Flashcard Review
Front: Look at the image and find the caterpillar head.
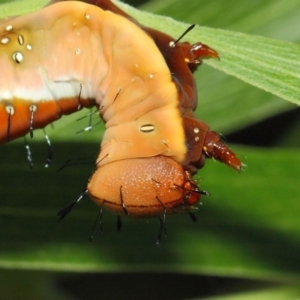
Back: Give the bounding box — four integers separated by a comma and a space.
87, 156, 202, 217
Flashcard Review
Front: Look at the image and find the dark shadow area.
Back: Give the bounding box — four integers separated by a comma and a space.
125, 0, 150, 6
227, 107, 300, 147
1, 142, 300, 278
58, 272, 277, 300
0, 269, 279, 300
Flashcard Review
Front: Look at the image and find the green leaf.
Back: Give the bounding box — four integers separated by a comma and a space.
206, 285, 300, 300
117, 1, 300, 105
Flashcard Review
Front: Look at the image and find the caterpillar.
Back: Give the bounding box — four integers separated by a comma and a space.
0, 0, 242, 221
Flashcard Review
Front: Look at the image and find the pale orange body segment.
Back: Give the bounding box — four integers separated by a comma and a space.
92, 11, 187, 165
79, 0, 242, 172
88, 156, 200, 217
0, 2, 106, 141
0, 2, 187, 165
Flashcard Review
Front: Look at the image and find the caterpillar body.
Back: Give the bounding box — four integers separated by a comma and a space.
0, 0, 242, 219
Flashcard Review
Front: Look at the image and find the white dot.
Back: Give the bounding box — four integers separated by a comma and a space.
26, 44, 32, 50
194, 127, 200, 133
169, 41, 176, 48
6, 25, 13, 31
6, 105, 15, 115
12, 52, 23, 63
1, 37, 9, 44
29, 104, 37, 112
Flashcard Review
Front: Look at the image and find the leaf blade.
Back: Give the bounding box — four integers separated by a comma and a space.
116, 1, 300, 105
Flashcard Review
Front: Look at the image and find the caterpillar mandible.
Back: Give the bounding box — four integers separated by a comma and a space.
0, 0, 242, 221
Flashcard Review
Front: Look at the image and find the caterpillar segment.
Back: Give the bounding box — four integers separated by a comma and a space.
58, 0, 240, 171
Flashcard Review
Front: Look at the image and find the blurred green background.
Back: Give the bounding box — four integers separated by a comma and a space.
0, 0, 300, 299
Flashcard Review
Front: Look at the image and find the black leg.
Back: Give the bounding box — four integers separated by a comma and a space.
119, 186, 128, 215
188, 212, 198, 222
43, 129, 52, 168
89, 208, 103, 243
117, 215, 122, 232
57, 189, 88, 221
156, 197, 167, 246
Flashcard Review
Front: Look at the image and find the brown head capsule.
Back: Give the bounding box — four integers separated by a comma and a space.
88, 156, 201, 217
